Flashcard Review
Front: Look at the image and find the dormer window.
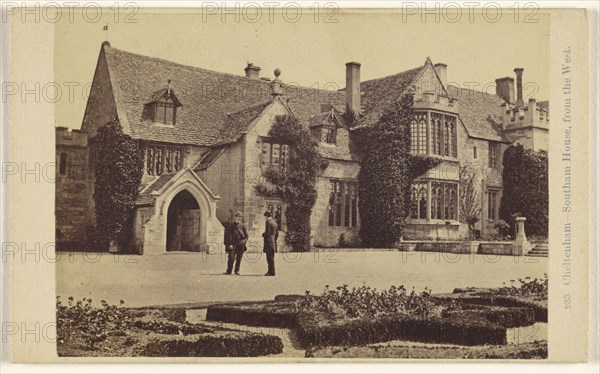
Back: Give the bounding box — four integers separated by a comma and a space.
145, 82, 182, 126
155, 96, 176, 125
324, 124, 337, 144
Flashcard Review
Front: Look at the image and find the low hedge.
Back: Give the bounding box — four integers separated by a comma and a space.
206, 301, 300, 328
142, 332, 284, 357
132, 320, 215, 335
443, 306, 535, 328
437, 294, 547, 322
296, 313, 506, 348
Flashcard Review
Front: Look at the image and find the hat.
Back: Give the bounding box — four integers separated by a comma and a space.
264, 211, 272, 217
234, 211, 243, 217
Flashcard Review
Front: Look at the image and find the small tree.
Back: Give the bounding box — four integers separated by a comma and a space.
459, 163, 482, 238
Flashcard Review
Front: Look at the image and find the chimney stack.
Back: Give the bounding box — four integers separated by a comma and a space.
434, 63, 447, 87
495, 77, 515, 105
514, 68, 524, 107
244, 63, 261, 79
345, 62, 361, 114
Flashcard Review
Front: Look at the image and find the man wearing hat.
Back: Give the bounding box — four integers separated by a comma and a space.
224, 211, 249, 275
262, 210, 279, 276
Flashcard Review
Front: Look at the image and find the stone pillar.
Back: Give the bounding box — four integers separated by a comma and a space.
515, 217, 527, 242
512, 216, 532, 255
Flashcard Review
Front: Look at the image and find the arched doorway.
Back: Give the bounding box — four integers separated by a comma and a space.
166, 189, 201, 252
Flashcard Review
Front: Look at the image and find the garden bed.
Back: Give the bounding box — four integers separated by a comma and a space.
57, 298, 283, 357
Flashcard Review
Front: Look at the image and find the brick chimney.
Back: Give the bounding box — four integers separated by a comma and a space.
495, 77, 515, 105
514, 67, 524, 107
244, 63, 261, 79
345, 62, 361, 114
434, 63, 447, 87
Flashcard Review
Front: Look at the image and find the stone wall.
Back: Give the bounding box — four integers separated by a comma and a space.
55, 128, 92, 247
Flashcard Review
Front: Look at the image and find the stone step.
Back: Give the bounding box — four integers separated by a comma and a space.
526, 253, 548, 257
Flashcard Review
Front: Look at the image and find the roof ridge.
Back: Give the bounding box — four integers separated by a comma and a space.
107, 45, 346, 96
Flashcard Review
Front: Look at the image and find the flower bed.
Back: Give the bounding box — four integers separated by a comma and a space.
57, 297, 283, 357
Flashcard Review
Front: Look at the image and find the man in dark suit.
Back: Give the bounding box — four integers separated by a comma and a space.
224, 211, 248, 275
262, 211, 278, 276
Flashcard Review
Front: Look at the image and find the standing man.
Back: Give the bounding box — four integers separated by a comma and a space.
262, 211, 278, 276
224, 211, 248, 275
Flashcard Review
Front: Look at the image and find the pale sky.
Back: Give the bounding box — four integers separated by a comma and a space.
55, 8, 549, 129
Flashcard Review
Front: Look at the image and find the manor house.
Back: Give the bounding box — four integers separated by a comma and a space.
55, 42, 549, 253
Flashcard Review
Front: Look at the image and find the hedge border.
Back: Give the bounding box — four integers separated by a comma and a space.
143, 333, 284, 357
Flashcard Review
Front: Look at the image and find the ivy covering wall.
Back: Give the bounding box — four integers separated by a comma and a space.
354, 94, 441, 247
255, 115, 321, 252
499, 144, 548, 237
92, 120, 145, 252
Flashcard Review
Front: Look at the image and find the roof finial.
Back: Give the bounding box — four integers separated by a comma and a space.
167, 79, 172, 94
270, 69, 284, 97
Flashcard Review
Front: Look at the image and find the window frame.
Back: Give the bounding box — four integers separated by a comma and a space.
409, 180, 459, 222
261, 138, 291, 171
488, 142, 499, 168
146, 144, 184, 176
328, 179, 359, 228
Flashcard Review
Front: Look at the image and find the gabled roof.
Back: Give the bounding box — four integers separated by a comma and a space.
359, 66, 424, 128
102, 43, 345, 146
446, 85, 511, 143
309, 109, 346, 128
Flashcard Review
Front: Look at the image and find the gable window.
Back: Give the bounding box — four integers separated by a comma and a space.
488, 142, 499, 168
430, 112, 457, 157
410, 113, 427, 155
261, 139, 290, 170
146, 145, 183, 176
329, 180, 358, 227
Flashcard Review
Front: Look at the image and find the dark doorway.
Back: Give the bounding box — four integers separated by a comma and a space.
166, 190, 201, 252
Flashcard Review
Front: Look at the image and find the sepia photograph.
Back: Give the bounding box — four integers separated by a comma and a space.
4, 3, 595, 368
50, 7, 553, 360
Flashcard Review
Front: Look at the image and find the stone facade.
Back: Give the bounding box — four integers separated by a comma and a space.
55, 43, 549, 253
55, 127, 92, 247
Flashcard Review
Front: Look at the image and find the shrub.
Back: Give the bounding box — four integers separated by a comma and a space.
498, 274, 548, 300
499, 145, 548, 237
57, 297, 132, 350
